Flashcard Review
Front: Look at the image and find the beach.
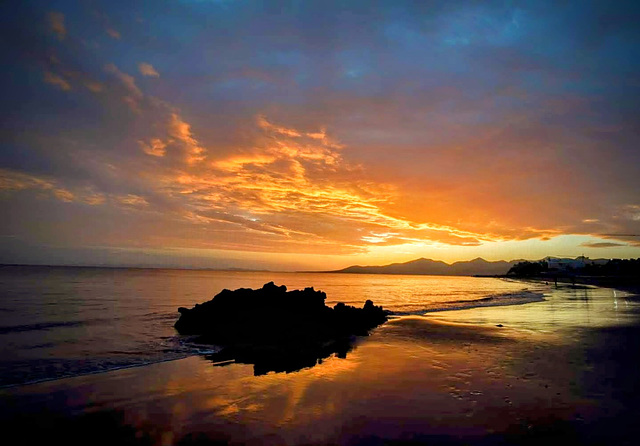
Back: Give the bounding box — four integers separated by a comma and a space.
4, 2, 640, 444
2, 271, 639, 445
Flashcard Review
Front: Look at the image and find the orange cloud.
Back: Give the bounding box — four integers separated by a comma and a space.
14, 56, 640, 257
47, 12, 66, 40
84, 81, 104, 92
3, 103, 637, 258
0, 169, 142, 210
104, 63, 143, 112
150, 116, 495, 252
43, 71, 71, 91
212, 154, 277, 171
137, 112, 206, 163
106, 28, 121, 39
159, 113, 640, 254
138, 138, 167, 157
116, 194, 148, 208
169, 113, 206, 163
0, 168, 77, 203
138, 62, 159, 77
257, 115, 302, 137
0, 169, 56, 191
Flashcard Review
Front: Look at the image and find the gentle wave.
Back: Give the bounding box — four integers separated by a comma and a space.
0, 320, 85, 335
0, 354, 190, 389
392, 291, 545, 316
177, 335, 223, 355
0, 315, 128, 335
0, 332, 226, 388
445, 290, 544, 305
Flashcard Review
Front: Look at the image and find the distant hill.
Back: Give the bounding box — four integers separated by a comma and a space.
331, 257, 518, 276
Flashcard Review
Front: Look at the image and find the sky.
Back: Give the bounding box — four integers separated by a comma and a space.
1, 0, 639, 270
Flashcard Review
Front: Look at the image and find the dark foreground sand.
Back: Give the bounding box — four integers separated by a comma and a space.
2, 284, 640, 445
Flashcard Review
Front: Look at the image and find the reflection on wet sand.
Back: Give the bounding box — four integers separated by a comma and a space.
2, 285, 640, 445
204, 335, 356, 376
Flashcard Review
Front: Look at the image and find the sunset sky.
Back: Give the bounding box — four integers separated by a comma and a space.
1, 0, 640, 270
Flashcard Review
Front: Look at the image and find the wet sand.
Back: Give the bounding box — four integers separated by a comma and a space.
2, 284, 640, 445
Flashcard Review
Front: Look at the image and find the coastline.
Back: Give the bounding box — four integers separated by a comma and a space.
2, 282, 639, 445
505, 274, 640, 298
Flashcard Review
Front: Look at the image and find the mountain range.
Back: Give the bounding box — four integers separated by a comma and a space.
330, 257, 519, 276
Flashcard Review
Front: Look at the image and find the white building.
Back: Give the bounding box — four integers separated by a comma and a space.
546, 256, 587, 271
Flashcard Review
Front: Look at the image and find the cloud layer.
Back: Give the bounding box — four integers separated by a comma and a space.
1, 0, 639, 267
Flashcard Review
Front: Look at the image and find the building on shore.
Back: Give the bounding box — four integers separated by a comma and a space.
545, 256, 609, 272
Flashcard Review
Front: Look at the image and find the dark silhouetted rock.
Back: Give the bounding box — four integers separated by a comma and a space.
175, 282, 388, 374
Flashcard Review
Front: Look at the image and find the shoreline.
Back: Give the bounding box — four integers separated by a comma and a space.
0, 353, 195, 391
505, 274, 640, 297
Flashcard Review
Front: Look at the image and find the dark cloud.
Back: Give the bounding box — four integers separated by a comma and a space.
581, 242, 627, 248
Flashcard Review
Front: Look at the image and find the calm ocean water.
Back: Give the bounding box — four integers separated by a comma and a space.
0, 265, 542, 388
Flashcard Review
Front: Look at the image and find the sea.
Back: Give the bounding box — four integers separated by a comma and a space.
0, 265, 545, 388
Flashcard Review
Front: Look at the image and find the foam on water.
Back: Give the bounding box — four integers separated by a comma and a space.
422, 290, 545, 313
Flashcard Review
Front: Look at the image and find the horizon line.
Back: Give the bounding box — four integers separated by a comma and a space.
2, 255, 637, 273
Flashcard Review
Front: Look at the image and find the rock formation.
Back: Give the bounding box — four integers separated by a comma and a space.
174, 282, 388, 374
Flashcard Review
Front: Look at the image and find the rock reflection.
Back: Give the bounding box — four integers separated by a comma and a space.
205, 336, 356, 375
